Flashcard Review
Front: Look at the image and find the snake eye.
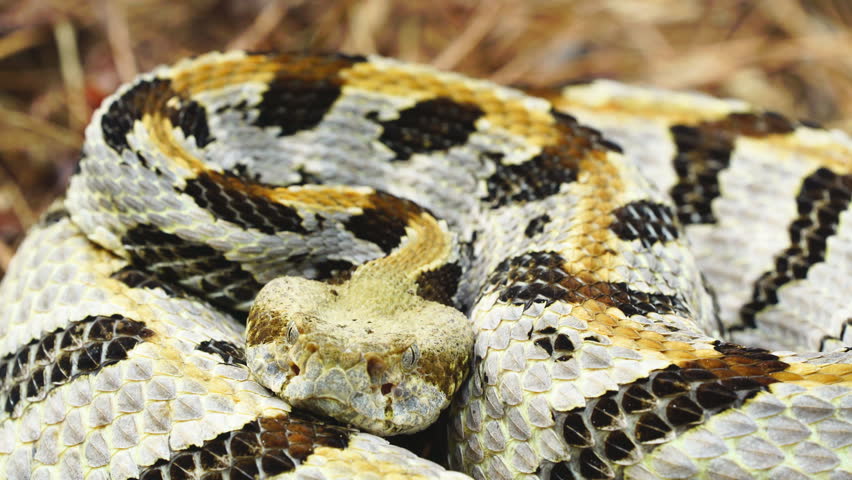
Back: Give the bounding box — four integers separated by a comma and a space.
402, 344, 420, 370
286, 323, 300, 344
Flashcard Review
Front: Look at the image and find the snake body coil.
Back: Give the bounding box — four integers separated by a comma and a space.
0, 51, 850, 479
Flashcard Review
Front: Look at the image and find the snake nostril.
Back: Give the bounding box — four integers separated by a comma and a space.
381, 383, 394, 395
289, 362, 300, 376
367, 355, 386, 382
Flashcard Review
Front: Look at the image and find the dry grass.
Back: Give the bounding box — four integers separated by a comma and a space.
1, 0, 851, 273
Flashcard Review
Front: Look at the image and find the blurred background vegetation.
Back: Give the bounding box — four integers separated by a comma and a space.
0, 0, 851, 275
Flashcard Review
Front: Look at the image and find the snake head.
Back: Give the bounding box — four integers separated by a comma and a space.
245, 275, 475, 435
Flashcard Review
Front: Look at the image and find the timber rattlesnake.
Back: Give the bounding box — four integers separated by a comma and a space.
0, 51, 850, 480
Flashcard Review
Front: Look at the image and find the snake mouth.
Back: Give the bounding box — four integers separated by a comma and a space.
244, 324, 461, 435
271, 351, 447, 436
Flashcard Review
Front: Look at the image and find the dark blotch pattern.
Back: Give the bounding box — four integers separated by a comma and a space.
101, 76, 212, 152
534, 337, 554, 356
182, 172, 307, 235
415, 262, 462, 307
622, 384, 656, 414
669, 112, 795, 225
197, 340, 247, 366
561, 411, 592, 447
549, 461, 576, 480
634, 412, 670, 443
484, 111, 619, 209
524, 214, 551, 238
168, 98, 213, 148
484, 153, 577, 209
554, 334, 574, 353
343, 208, 406, 254
253, 54, 365, 136
532, 330, 575, 362
579, 448, 613, 479
604, 431, 639, 463
553, 342, 788, 478
372, 97, 484, 161
343, 192, 419, 254
137, 413, 352, 480
590, 397, 622, 429
486, 251, 689, 317
311, 258, 356, 283
111, 266, 187, 298
610, 200, 680, 248
738, 167, 852, 329
0, 314, 153, 415
100, 78, 174, 153
121, 225, 264, 316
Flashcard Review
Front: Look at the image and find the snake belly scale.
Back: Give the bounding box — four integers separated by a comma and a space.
0, 50, 849, 480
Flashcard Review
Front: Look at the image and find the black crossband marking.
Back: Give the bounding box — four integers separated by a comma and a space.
610, 200, 680, 248
0, 314, 154, 416
252, 54, 367, 137
371, 97, 485, 161
483, 111, 619, 209
486, 251, 690, 317
737, 167, 852, 330
548, 343, 787, 479
136, 413, 351, 480
101, 78, 174, 153
181, 171, 308, 236
669, 112, 796, 225
121, 225, 265, 315
101, 78, 214, 154
196, 340, 247, 366
111, 266, 188, 298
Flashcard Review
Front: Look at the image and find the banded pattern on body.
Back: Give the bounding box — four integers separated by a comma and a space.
0, 52, 849, 480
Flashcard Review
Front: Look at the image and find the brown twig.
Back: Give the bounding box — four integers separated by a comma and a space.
53, 18, 89, 129
432, 0, 505, 70
104, 0, 138, 82
0, 104, 83, 148
0, 27, 45, 60
343, 0, 390, 54
228, 0, 299, 51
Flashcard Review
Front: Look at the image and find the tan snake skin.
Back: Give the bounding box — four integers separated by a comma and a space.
0, 51, 850, 480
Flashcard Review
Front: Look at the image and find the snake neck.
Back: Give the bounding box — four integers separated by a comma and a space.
347, 208, 458, 309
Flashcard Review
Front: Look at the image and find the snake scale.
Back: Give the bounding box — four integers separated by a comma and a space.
0, 51, 850, 480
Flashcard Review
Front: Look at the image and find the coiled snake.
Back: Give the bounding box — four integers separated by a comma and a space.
0, 51, 850, 479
